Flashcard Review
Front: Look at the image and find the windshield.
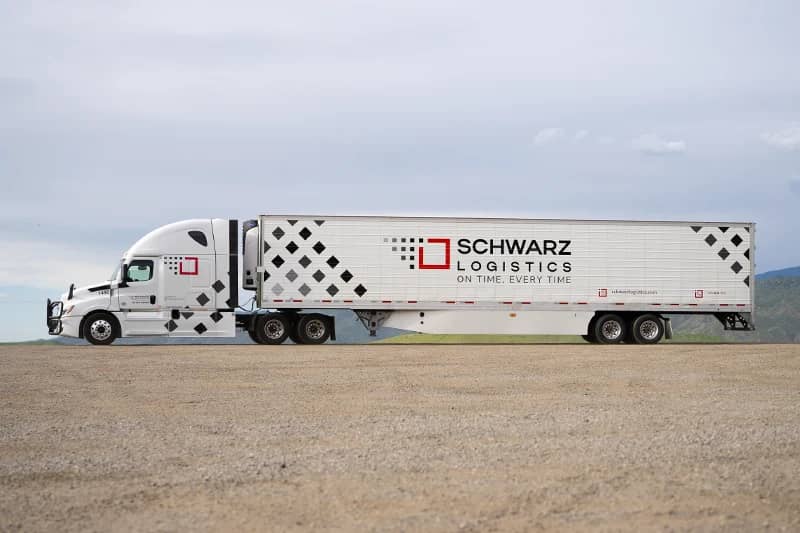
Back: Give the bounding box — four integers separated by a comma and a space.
110, 259, 123, 281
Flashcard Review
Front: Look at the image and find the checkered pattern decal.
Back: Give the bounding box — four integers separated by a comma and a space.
386, 236, 419, 269
164, 310, 230, 335
691, 225, 752, 286
262, 219, 368, 299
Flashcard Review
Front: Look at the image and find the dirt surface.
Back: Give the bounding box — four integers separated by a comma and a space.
1, 344, 799, 532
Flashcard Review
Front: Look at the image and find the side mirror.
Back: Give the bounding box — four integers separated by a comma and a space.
119, 264, 129, 288
67, 283, 75, 300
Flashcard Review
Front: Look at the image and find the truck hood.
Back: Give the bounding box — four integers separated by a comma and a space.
60, 282, 113, 315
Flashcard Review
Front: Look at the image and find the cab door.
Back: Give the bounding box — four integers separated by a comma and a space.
117, 257, 169, 336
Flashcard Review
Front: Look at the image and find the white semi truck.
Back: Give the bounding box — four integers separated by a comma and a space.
46, 216, 755, 345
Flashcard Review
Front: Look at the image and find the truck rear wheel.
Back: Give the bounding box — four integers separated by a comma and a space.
594, 314, 626, 344
254, 313, 290, 345
296, 314, 330, 345
631, 314, 664, 344
83, 312, 118, 345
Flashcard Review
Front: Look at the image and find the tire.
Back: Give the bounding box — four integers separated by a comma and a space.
582, 334, 596, 343
296, 314, 331, 345
253, 313, 290, 345
631, 314, 664, 344
83, 312, 118, 345
593, 314, 627, 344
247, 328, 260, 344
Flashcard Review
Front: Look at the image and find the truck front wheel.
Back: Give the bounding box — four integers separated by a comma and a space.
83, 312, 119, 345
593, 314, 626, 344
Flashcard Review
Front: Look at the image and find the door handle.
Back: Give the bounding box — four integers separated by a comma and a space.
150, 295, 156, 305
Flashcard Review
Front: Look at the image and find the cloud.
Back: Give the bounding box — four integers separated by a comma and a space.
574, 130, 589, 141
533, 128, 566, 145
762, 126, 800, 150
631, 133, 686, 155
0, 237, 117, 291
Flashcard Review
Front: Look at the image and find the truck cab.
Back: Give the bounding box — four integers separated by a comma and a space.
47, 219, 238, 344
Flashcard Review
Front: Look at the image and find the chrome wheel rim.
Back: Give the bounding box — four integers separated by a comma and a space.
639, 320, 660, 341
304, 319, 326, 340
90, 319, 112, 341
264, 319, 285, 340
601, 320, 622, 341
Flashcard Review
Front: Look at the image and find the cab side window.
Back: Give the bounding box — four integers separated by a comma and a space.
126, 260, 154, 282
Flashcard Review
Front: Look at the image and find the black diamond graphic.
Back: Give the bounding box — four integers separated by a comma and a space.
705, 234, 717, 246
272, 227, 285, 240
731, 261, 743, 274
340, 270, 353, 283
314, 220, 324, 226
194, 323, 207, 335
718, 248, 729, 260
263, 271, 270, 281
165, 320, 178, 332
298, 283, 311, 296
286, 241, 298, 254
327, 284, 339, 296
285, 269, 298, 282
731, 234, 743, 247
272, 255, 285, 268
226, 298, 234, 307
272, 283, 284, 296
718, 226, 729, 233
354, 284, 367, 297
744, 226, 750, 232
196, 293, 210, 306
744, 248, 750, 260
691, 225, 702, 233
181, 311, 194, 319
263, 241, 271, 252
326, 256, 339, 269
299, 227, 312, 240
744, 275, 750, 287
299, 255, 311, 268
312, 269, 325, 282
210, 311, 223, 323
287, 219, 297, 226
212, 280, 225, 293
313, 241, 326, 254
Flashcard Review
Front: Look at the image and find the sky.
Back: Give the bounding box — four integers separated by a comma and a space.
1, 0, 799, 341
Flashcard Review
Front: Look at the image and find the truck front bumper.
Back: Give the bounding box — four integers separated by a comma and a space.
47, 299, 63, 335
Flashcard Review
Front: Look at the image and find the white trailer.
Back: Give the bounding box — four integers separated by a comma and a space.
47, 215, 755, 345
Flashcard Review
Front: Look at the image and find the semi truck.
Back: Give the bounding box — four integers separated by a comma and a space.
46, 215, 755, 345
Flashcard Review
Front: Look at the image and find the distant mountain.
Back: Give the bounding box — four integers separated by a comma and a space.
757, 266, 800, 280
670, 274, 800, 343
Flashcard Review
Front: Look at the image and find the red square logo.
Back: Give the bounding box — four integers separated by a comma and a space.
598, 288, 608, 298
180, 257, 199, 275
694, 290, 704, 299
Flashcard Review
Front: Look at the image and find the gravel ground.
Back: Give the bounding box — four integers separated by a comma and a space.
1, 343, 799, 532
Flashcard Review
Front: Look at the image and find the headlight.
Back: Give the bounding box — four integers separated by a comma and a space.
51, 302, 64, 317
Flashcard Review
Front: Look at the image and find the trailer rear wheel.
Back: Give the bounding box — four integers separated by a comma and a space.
631, 314, 664, 344
297, 314, 330, 344
594, 314, 626, 344
254, 313, 290, 345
